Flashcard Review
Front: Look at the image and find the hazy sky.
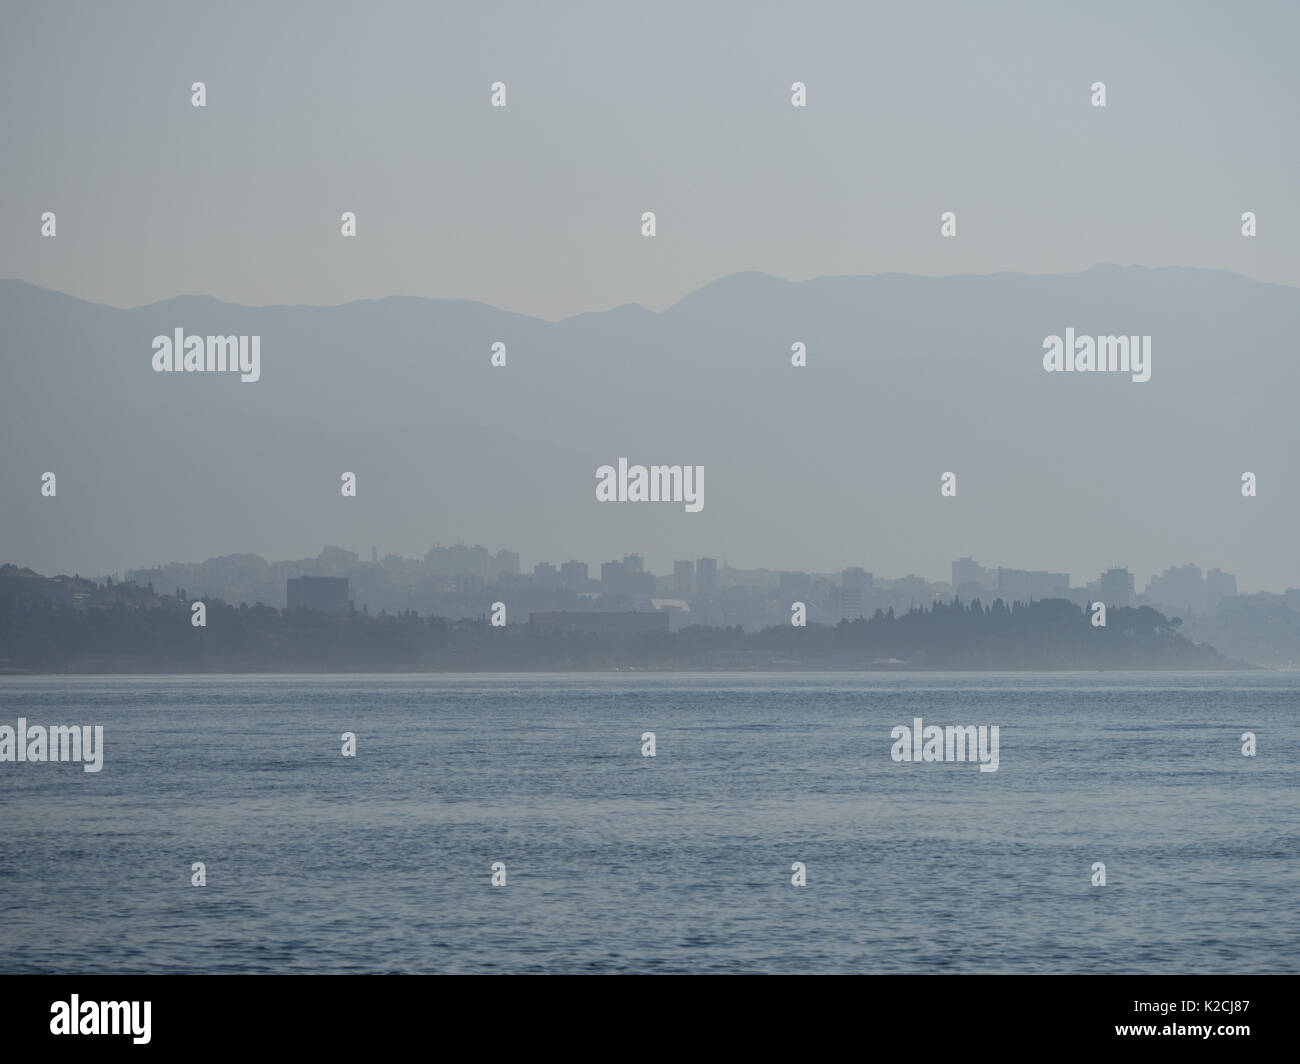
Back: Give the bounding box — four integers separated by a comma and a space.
3, 1, 1298, 320
5, 2, 1300, 593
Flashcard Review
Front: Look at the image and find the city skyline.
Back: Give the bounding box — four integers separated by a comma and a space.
4, 531, 1267, 609
89, 542, 1251, 609
10, 545, 1286, 665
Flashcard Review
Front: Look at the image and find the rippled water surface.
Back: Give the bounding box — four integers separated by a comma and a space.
0, 672, 1296, 973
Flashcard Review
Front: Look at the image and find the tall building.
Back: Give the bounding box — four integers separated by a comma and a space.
673, 559, 694, 597
831, 568, 871, 621
779, 571, 810, 597
425, 544, 490, 578
601, 560, 629, 595
1145, 564, 1238, 616
1205, 568, 1237, 609
842, 567, 872, 590
696, 557, 717, 593
952, 557, 989, 589
833, 586, 864, 621
286, 576, 350, 614
561, 560, 588, 592
1146, 563, 1203, 613
996, 568, 1069, 605
1098, 567, 1135, 607
533, 562, 560, 590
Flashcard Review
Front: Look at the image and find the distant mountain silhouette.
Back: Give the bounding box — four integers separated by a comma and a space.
3, 266, 1297, 589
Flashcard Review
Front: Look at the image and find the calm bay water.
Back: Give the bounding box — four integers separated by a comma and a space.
0, 672, 1296, 973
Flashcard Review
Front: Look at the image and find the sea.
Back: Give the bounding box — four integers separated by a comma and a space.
0, 672, 1296, 973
